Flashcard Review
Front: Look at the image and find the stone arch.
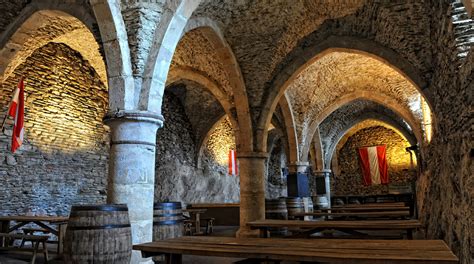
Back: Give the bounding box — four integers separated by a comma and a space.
0, 2, 108, 85
145, 13, 253, 152
299, 91, 423, 162
327, 116, 417, 170
257, 36, 432, 154
166, 66, 239, 167
90, 0, 135, 110
278, 93, 299, 164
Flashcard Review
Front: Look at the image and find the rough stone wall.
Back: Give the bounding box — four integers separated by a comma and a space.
266, 136, 287, 199
334, 126, 415, 196
416, 2, 473, 263
0, 42, 108, 216
155, 91, 239, 204
0, 0, 28, 35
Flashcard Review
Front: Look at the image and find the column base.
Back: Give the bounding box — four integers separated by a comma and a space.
236, 227, 260, 238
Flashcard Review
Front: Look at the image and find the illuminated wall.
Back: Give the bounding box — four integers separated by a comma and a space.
0, 42, 108, 216
333, 126, 416, 196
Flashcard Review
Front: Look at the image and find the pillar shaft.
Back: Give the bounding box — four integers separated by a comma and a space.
313, 169, 332, 208
287, 162, 310, 197
236, 152, 268, 238
104, 111, 163, 264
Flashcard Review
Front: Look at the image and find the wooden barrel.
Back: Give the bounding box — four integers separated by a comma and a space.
302, 197, 314, 220
265, 198, 288, 236
313, 195, 330, 209
153, 202, 184, 241
63, 204, 132, 264
286, 197, 304, 220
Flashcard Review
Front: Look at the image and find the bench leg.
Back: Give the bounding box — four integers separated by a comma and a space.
42, 241, 49, 263
407, 229, 413, 240
165, 253, 182, 264
31, 240, 40, 264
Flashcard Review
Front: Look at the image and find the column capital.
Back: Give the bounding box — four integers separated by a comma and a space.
288, 162, 310, 173
104, 110, 164, 127
237, 151, 269, 159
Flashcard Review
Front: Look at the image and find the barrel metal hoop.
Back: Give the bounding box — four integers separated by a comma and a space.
154, 213, 183, 217
68, 224, 131, 230
153, 220, 183, 225
71, 205, 128, 212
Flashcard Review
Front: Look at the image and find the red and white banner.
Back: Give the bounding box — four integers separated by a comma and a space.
7, 78, 25, 153
358, 145, 389, 185
228, 149, 238, 176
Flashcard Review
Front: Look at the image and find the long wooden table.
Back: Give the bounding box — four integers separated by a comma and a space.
247, 219, 422, 239
0, 216, 68, 253
133, 236, 458, 264
292, 210, 411, 220
333, 202, 406, 208
320, 206, 411, 212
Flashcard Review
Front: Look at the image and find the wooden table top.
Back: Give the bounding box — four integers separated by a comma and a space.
247, 219, 422, 229
183, 209, 207, 214
187, 203, 239, 208
0, 215, 68, 223
133, 236, 458, 263
333, 202, 406, 208
320, 206, 410, 212
292, 211, 411, 218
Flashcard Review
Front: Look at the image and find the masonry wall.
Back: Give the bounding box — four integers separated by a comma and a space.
416, 3, 473, 263
334, 126, 415, 196
266, 137, 288, 199
154, 91, 240, 204
0, 42, 108, 216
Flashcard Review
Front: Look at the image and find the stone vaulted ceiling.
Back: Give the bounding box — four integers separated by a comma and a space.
286, 51, 422, 152
193, 0, 365, 107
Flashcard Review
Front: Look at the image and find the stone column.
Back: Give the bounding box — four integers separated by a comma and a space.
287, 162, 310, 197
236, 152, 268, 238
313, 169, 332, 208
104, 111, 163, 264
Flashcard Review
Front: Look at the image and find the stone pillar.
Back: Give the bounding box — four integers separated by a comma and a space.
104, 111, 163, 264
236, 152, 268, 238
287, 162, 310, 197
313, 169, 332, 208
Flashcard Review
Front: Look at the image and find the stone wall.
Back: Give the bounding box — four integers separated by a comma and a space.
417, 2, 473, 263
154, 91, 240, 204
0, 42, 108, 216
334, 126, 416, 196
266, 136, 287, 199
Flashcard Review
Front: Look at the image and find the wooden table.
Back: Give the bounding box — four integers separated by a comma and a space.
248, 219, 422, 239
292, 210, 411, 220
333, 202, 406, 208
0, 215, 68, 253
133, 236, 458, 264
320, 206, 411, 212
182, 209, 207, 235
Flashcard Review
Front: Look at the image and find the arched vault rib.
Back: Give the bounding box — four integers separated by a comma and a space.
143, 14, 252, 151
299, 91, 422, 162
0, 8, 107, 85
278, 93, 298, 164
328, 118, 416, 170
166, 66, 239, 146
257, 37, 431, 155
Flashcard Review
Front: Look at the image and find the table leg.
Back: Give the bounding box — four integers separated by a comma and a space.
195, 213, 201, 235
0, 220, 10, 247
407, 229, 413, 240
58, 223, 67, 254
165, 253, 182, 264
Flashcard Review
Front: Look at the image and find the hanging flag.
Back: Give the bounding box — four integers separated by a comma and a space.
7, 78, 25, 153
228, 149, 238, 176
358, 145, 389, 185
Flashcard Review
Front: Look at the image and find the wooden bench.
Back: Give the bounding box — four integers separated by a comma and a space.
248, 219, 422, 239
0, 233, 49, 264
133, 236, 459, 264
292, 210, 411, 220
